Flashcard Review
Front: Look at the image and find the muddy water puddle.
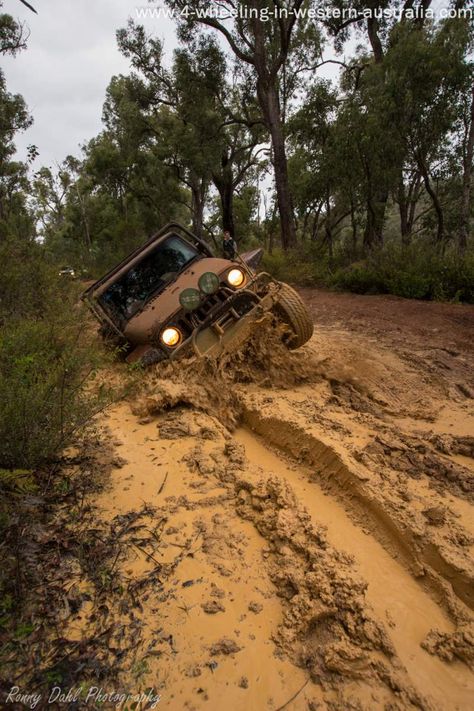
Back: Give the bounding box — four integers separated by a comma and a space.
96, 405, 317, 710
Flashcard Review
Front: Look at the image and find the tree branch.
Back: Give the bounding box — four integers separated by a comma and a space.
197, 17, 254, 65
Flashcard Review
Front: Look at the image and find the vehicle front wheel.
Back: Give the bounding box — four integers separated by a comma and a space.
140, 347, 169, 367
273, 282, 314, 349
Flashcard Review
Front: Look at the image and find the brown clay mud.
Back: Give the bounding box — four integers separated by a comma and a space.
234, 426, 474, 709
64, 291, 474, 709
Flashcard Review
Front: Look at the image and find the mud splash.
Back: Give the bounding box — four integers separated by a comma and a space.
131, 322, 320, 429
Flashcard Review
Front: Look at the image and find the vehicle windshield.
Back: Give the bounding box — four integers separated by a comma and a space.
99, 235, 198, 321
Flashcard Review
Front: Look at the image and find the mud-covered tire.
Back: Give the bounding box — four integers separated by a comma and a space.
140, 348, 168, 367
273, 282, 314, 349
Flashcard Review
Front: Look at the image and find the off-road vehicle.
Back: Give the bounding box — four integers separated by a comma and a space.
82, 223, 313, 365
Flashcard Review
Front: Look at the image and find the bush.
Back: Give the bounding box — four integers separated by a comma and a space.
0, 240, 113, 470
331, 242, 474, 302
263, 245, 332, 286
330, 261, 384, 295
263, 239, 474, 303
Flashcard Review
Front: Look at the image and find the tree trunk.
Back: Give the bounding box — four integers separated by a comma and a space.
367, 17, 384, 64
398, 178, 410, 246
265, 85, 296, 251
417, 153, 444, 243
311, 203, 323, 241
213, 152, 235, 239
362, 17, 387, 249
268, 227, 274, 254
302, 210, 310, 241
363, 190, 387, 248
254, 49, 296, 252
361, 154, 387, 248
220, 180, 235, 237
190, 174, 206, 238
350, 198, 358, 254
75, 184, 91, 253
407, 172, 421, 236
459, 85, 474, 253
395, 169, 421, 241
325, 194, 333, 258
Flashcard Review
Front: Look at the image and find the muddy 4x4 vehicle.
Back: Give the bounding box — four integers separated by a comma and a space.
82, 223, 313, 365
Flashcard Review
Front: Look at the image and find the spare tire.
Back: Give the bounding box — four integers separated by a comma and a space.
273, 282, 314, 349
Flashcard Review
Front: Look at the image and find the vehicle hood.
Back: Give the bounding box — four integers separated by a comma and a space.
123, 257, 236, 344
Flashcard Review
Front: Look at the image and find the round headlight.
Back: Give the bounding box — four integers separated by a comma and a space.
198, 271, 220, 295
161, 327, 181, 347
179, 288, 201, 311
227, 268, 245, 288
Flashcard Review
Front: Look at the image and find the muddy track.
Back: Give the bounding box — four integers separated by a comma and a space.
63, 289, 474, 710
233, 425, 472, 710
241, 407, 474, 615
83, 395, 473, 710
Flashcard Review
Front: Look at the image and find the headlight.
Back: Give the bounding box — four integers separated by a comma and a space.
198, 271, 220, 295
161, 327, 181, 347
227, 268, 245, 288
179, 288, 201, 311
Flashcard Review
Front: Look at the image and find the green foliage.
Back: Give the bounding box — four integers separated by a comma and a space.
0, 240, 113, 470
36, 123, 187, 276
263, 245, 331, 287
13, 622, 35, 640
0, 71, 34, 242
0, 6, 35, 240
264, 239, 474, 304
0, 468, 36, 495
264, 243, 474, 303
331, 243, 474, 302
5, 3, 474, 307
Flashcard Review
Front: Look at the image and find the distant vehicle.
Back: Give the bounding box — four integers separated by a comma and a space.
81, 223, 313, 366
58, 266, 76, 278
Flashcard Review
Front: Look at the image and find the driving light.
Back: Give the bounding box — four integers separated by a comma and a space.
198, 271, 220, 295
179, 288, 201, 311
161, 327, 181, 347
227, 268, 245, 288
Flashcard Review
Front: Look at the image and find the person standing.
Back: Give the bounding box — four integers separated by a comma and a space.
222, 230, 237, 260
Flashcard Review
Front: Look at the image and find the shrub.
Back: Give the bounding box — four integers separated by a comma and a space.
330, 261, 384, 295
263, 245, 331, 286
0, 240, 113, 470
264, 238, 474, 304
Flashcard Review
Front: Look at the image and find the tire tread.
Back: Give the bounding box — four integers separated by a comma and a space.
274, 282, 314, 349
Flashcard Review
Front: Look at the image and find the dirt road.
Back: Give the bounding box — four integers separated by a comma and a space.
72, 290, 474, 710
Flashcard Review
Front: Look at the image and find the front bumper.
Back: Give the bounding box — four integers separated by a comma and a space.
170, 273, 281, 360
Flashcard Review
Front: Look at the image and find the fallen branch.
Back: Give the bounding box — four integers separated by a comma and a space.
274, 678, 310, 711
158, 471, 168, 495
131, 541, 162, 568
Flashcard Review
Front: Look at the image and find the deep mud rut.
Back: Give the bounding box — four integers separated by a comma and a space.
74, 290, 474, 710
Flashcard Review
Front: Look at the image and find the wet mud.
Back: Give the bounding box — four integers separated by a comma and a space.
67, 291, 474, 710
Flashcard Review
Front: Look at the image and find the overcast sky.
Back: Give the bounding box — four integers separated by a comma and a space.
3, 0, 351, 171
3, 0, 454, 172
2, 0, 177, 168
